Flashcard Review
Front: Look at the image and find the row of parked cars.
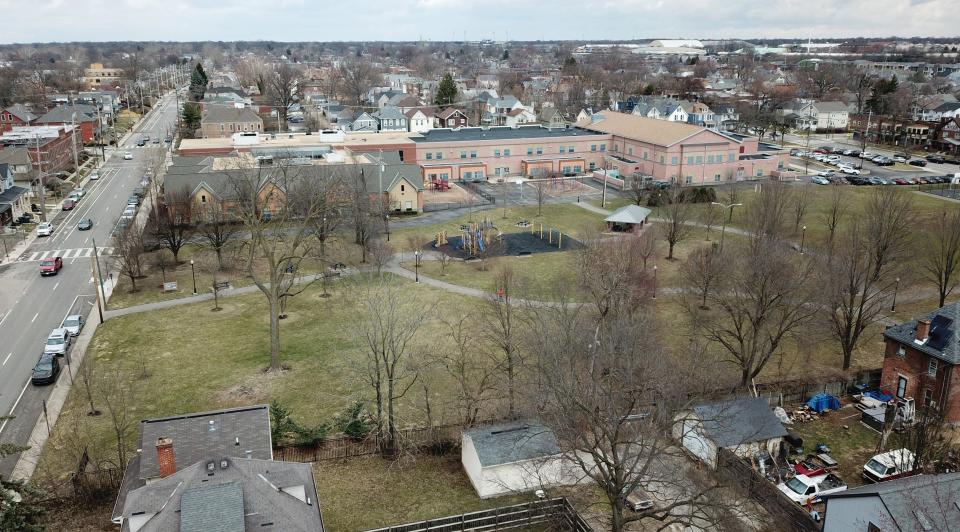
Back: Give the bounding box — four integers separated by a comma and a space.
32, 315, 85, 385
811, 172, 958, 186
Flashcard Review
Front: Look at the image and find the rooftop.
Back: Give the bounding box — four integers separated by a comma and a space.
884, 301, 960, 364
690, 397, 787, 448
823, 472, 960, 530
464, 420, 561, 467
580, 111, 732, 147
414, 125, 603, 144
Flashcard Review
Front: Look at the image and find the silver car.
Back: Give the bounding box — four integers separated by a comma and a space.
61, 315, 84, 337
44, 328, 71, 356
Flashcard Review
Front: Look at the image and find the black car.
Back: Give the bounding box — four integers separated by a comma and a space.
31, 354, 61, 385
77, 218, 93, 231
908, 159, 927, 167
926, 155, 946, 164
848, 150, 862, 158
16, 212, 33, 224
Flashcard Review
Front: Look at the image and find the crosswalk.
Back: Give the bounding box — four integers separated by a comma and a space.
20, 248, 114, 262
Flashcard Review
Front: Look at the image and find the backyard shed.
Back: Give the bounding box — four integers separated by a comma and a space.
604, 204, 651, 232
461, 420, 585, 498
673, 397, 788, 469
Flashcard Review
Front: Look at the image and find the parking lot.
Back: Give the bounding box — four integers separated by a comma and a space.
788, 152, 953, 185
469, 176, 604, 206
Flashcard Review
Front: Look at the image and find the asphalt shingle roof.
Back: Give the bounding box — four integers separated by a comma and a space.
824, 472, 960, 530
201, 106, 261, 124
883, 301, 960, 364
464, 420, 561, 467
180, 482, 245, 532
691, 397, 787, 448
605, 205, 651, 224
35, 104, 98, 124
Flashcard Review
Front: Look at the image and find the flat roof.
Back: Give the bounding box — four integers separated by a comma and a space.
178, 130, 415, 152
414, 125, 606, 143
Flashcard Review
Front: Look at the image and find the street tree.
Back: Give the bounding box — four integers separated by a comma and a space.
863, 187, 913, 282
150, 185, 193, 263
113, 225, 146, 292
196, 201, 239, 269
338, 60, 378, 106
681, 245, 727, 311
658, 185, 693, 260
922, 209, 960, 307
269, 63, 302, 128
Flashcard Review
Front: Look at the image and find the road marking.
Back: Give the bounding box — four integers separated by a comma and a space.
53, 282, 60, 291
0, 380, 32, 434
0, 309, 9, 326
2, 353, 10, 365
31, 312, 38, 323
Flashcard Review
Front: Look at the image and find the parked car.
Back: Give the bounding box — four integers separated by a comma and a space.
71, 187, 86, 198
43, 328, 71, 356
893, 178, 909, 185
838, 165, 860, 175
39, 256, 63, 276
908, 159, 927, 167
36, 222, 53, 237
877, 158, 895, 166
77, 218, 93, 231
790, 148, 803, 156
926, 154, 946, 164
816, 169, 836, 177
841, 149, 855, 156
31, 354, 61, 385
61, 314, 84, 337
863, 449, 915, 483
811, 176, 831, 185
88, 171, 100, 180
123, 152, 133, 160
127, 195, 140, 206
893, 155, 908, 163
16, 212, 33, 224
778, 473, 848, 504
848, 150, 862, 158
62, 199, 76, 211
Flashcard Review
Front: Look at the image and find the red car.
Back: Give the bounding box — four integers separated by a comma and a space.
893, 178, 908, 185
62, 199, 76, 211
40, 257, 63, 276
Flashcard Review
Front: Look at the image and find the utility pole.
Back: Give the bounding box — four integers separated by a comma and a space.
70, 112, 80, 189
91, 240, 105, 323
859, 109, 872, 170
34, 134, 47, 222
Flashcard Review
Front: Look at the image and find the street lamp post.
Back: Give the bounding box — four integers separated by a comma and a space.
385, 214, 390, 242
414, 250, 422, 283
891, 277, 900, 312
711, 201, 742, 253
190, 259, 197, 294
800, 225, 807, 254
652, 265, 658, 299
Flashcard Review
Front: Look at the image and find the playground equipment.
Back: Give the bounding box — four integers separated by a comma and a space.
533, 223, 564, 250
458, 219, 501, 257
434, 230, 448, 247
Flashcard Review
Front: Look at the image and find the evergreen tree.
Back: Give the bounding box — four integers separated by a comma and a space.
189, 63, 208, 101
0, 417, 45, 531
181, 102, 201, 138
435, 73, 458, 107
502, 49, 510, 60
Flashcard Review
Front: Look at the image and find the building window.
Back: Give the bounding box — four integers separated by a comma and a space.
527, 147, 533, 156
628, 147, 633, 155
695, 156, 701, 164
591, 144, 597, 152
589, 162, 596, 170
728, 154, 735, 162
896, 376, 908, 399
928, 358, 938, 376
685, 175, 693, 184
460, 151, 467, 159
400, 184, 405, 192
504, 149, 510, 156
568, 146, 574, 153
494, 149, 501, 157
715, 174, 721, 182
687, 156, 695, 165
897, 346, 905, 358
201, 195, 207, 203
470, 151, 477, 159
671, 156, 678, 165
707, 155, 714, 164
644, 152, 648, 160
613, 144, 618, 152
600, 145, 606, 152
436, 152, 443, 160
559, 146, 566, 154
426, 153, 432, 160
536, 147, 543, 155
574, 165, 582, 173
924, 388, 933, 407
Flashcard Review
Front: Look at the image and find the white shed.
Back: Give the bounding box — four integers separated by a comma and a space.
461, 420, 584, 499
673, 397, 787, 469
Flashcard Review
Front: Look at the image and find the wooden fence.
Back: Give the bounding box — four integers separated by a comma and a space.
715, 449, 816, 532
753, 368, 882, 408
273, 423, 465, 463
364, 497, 592, 532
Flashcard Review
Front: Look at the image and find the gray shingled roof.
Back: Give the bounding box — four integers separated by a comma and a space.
136, 405, 272, 480
691, 397, 787, 448
122, 458, 323, 532
884, 301, 960, 364
415, 125, 601, 143
464, 420, 561, 467
4, 104, 37, 123
813, 101, 850, 113
35, 104, 98, 124
201, 106, 261, 125
823, 472, 960, 530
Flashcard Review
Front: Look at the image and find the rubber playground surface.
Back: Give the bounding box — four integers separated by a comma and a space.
439, 230, 583, 260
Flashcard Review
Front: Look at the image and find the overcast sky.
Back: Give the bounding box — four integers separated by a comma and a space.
1, 0, 958, 44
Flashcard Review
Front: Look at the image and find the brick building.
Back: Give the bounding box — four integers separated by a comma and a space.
0, 104, 37, 133
35, 104, 100, 143
0, 125, 80, 176
881, 302, 960, 423
83, 63, 125, 90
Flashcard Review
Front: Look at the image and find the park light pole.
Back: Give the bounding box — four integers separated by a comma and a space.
891, 277, 900, 312
190, 259, 197, 294
652, 265, 658, 299
711, 201, 742, 253
414, 250, 422, 283
800, 225, 807, 254
385, 214, 390, 242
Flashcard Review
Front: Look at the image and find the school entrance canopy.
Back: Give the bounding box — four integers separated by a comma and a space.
604, 204, 652, 232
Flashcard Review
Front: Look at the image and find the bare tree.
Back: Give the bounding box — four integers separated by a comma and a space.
436, 314, 500, 427
338, 60, 378, 106
637, 230, 657, 271
151, 186, 193, 263
791, 184, 812, 233
269, 63, 302, 129
368, 238, 393, 275
355, 279, 431, 455
533, 182, 546, 216
97, 368, 136, 469
113, 226, 146, 293
348, 167, 377, 263
863, 187, 913, 282
227, 162, 332, 371
823, 185, 847, 254
697, 237, 818, 388
482, 265, 522, 418
530, 305, 736, 532
578, 230, 649, 322
922, 209, 960, 307
658, 185, 692, 260
681, 245, 727, 311
196, 201, 239, 269
626, 174, 648, 206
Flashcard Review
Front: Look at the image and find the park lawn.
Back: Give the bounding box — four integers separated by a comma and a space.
35, 273, 487, 481
314, 454, 527, 531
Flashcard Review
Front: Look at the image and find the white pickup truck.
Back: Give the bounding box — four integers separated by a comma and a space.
778, 473, 848, 504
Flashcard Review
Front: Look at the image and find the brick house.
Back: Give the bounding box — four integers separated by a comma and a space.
34, 104, 100, 143
0, 104, 37, 133
199, 106, 263, 139
436, 107, 469, 128
880, 302, 960, 423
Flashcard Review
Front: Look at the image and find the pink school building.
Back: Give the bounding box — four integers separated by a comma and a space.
412, 111, 787, 186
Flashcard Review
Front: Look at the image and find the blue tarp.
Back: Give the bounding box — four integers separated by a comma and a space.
806, 393, 841, 413
865, 390, 893, 403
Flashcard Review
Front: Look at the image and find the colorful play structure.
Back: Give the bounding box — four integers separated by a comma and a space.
457, 220, 501, 257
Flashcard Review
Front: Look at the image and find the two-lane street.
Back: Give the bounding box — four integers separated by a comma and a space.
0, 92, 180, 477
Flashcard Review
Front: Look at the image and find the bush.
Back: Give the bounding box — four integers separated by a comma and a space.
333, 400, 376, 441
687, 187, 717, 204
270, 400, 330, 447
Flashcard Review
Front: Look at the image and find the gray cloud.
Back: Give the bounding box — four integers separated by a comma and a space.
0, 0, 957, 43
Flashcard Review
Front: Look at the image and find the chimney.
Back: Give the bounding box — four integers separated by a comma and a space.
916, 319, 931, 343
156, 437, 176, 478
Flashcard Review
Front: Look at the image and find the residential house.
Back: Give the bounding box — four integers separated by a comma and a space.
684, 101, 715, 127
928, 102, 960, 122
781, 101, 850, 131
35, 104, 100, 143
672, 397, 787, 469
503, 107, 537, 128
405, 108, 434, 133
349, 112, 378, 132
0, 147, 36, 191
199, 107, 264, 139
372, 106, 408, 132
0, 163, 28, 225
435, 107, 469, 129
539, 107, 568, 129
935, 117, 960, 154
0, 104, 37, 133
711, 104, 741, 131
475, 74, 500, 91
375, 90, 404, 108
822, 473, 960, 531
461, 420, 585, 499
630, 96, 689, 122
880, 301, 960, 422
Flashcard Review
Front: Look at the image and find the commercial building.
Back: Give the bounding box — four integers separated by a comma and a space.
83, 63, 126, 90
